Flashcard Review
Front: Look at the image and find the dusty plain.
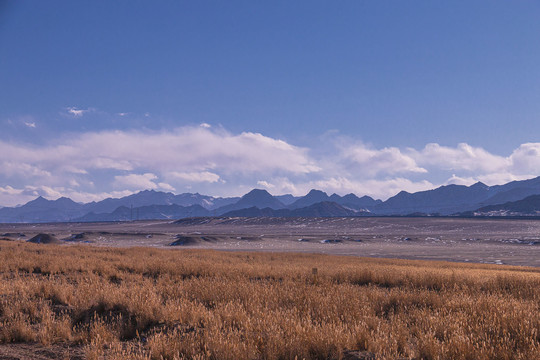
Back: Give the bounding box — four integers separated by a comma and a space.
1, 216, 540, 267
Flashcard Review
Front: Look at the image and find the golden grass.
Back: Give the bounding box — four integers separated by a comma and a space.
0, 240, 539, 359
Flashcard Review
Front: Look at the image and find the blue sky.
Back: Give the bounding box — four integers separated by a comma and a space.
1, 1, 540, 206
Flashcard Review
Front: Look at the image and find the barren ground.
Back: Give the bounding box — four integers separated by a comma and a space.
1, 216, 539, 267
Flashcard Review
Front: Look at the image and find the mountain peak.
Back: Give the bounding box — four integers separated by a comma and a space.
221, 189, 285, 210
289, 189, 329, 209
138, 189, 157, 194
306, 189, 328, 197
470, 181, 488, 189
341, 193, 360, 200
242, 189, 273, 199
27, 196, 49, 205
55, 197, 79, 205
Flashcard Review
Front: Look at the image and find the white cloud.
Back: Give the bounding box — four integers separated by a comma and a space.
0, 185, 135, 207
339, 143, 427, 175
0, 185, 22, 196
0, 186, 63, 207
63, 127, 319, 175
307, 177, 434, 199
509, 143, 540, 174
22, 185, 65, 199
158, 182, 176, 192
252, 176, 434, 200
257, 180, 275, 189
114, 173, 159, 190
87, 157, 134, 171
24, 122, 36, 128
413, 143, 509, 173
0, 186, 28, 207
67, 107, 93, 117
0, 161, 52, 178
113, 173, 176, 192
0, 126, 320, 204
406, 142, 540, 184
255, 178, 299, 195
2, 125, 540, 206
200, 123, 211, 128
71, 190, 135, 203
169, 171, 221, 183
59, 165, 88, 175
444, 174, 477, 186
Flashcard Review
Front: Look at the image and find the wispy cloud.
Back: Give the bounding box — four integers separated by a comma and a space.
66, 107, 93, 117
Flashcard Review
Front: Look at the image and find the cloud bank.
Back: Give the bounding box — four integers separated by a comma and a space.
0, 125, 538, 206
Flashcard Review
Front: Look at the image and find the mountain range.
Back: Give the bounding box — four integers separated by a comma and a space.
2, 176, 540, 223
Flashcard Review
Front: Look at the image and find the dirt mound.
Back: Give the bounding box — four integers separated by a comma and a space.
63, 233, 94, 243
63, 233, 88, 242
200, 236, 219, 242
27, 233, 61, 244
1, 232, 25, 238
169, 235, 219, 246
174, 217, 215, 225
169, 235, 201, 246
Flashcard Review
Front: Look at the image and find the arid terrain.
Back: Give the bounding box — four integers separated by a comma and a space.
1, 217, 540, 359
1, 217, 540, 267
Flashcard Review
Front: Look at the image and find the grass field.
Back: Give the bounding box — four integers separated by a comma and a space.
1, 239, 539, 359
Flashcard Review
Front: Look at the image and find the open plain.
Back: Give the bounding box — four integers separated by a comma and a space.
1, 217, 540, 267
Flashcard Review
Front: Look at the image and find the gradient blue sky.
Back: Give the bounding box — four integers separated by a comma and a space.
1, 1, 540, 206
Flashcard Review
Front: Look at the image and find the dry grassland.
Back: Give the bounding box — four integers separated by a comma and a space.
0, 240, 539, 359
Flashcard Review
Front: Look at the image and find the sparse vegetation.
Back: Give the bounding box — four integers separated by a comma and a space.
1, 240, 539, 359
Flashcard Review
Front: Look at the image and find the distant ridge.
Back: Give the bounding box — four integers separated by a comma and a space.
330, 193, 382, 209
374, 182, 490, 215
75, 204, 210, 222
289, 189, 330, 209
3, 175, 540, 222
215, 189, 286, 214
372, 178, 540, 215
223, 201, 369, 218
466, 194, 540, 216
